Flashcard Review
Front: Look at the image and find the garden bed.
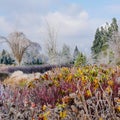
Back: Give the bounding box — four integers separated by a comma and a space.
0, 65, 120, 119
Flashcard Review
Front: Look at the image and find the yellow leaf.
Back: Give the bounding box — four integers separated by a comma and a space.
99, 117, 103, 120
60, 111, 67, 118
86, 90, 92, 97
116, 105, 120, 112
107, 80, 114, 86
66, 74, 73, 82
94, 79, 99, 84
105, 86, 112, 94
44, 111, 51, 116
42, 105, 47, 111
39, 111, 50, 120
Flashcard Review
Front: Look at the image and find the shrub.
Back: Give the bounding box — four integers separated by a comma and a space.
74, 52, 87, 66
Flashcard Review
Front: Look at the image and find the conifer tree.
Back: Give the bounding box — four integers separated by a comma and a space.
91, 18, 118, 63
73, 46, 80, 63
0, 49, 15, 65
74, 52, 86, 66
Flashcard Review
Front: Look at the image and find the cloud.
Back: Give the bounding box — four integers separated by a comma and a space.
0, 1, 107, 55
43, 11, 87, 35
39, 10, 99, 54
0, 11, 104, 54
59, 3, 83, 15
0, 17, 13, 34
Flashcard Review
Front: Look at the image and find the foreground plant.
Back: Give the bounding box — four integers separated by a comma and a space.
0, 65, 120, 119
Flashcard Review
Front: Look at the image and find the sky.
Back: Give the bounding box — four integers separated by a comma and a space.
0, 0, 120, 55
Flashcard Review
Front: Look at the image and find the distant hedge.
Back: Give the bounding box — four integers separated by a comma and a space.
6, 64, 72, 74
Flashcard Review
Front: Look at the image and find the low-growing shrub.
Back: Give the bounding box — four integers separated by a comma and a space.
0, 65, 120, 119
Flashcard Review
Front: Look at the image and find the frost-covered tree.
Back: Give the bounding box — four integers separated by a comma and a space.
60, 44, 72, 64
45, 21, 58, 64
23, 44, 43, 65
73, 46, 80, 63
0, 49, 15, 65
108, 31, 120, 65
0, 31, 40, 65
91, 18, 118, 63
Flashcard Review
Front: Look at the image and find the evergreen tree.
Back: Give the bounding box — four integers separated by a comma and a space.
73, 46, 80, 63
60, 44, 72, 64
91, 28, 102, 55
74, 52, 86, 66
0, 49, 15, 65
73, 46, 80, 58
91, 18, 118, 63
62, 44, 71, 57
110, 18, 118, 32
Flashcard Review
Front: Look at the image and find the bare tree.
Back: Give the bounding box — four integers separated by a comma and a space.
108, 31, 120, 64
0, 31, 40, 65
44, 21, 58, 64
96, 50, 110, 65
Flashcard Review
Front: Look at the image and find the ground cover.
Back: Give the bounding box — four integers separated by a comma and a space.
0, 65, 120, 119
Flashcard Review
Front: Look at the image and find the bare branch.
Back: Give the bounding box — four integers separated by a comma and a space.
107, 31, 120, 64
0, 36, 8, 43
44, 20, 58, 64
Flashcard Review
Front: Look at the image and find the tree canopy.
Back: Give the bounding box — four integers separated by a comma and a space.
91, 18, 118, 62
0, 31, 41, 65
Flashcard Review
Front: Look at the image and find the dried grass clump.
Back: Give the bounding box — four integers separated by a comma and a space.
3, 71, 41, 86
